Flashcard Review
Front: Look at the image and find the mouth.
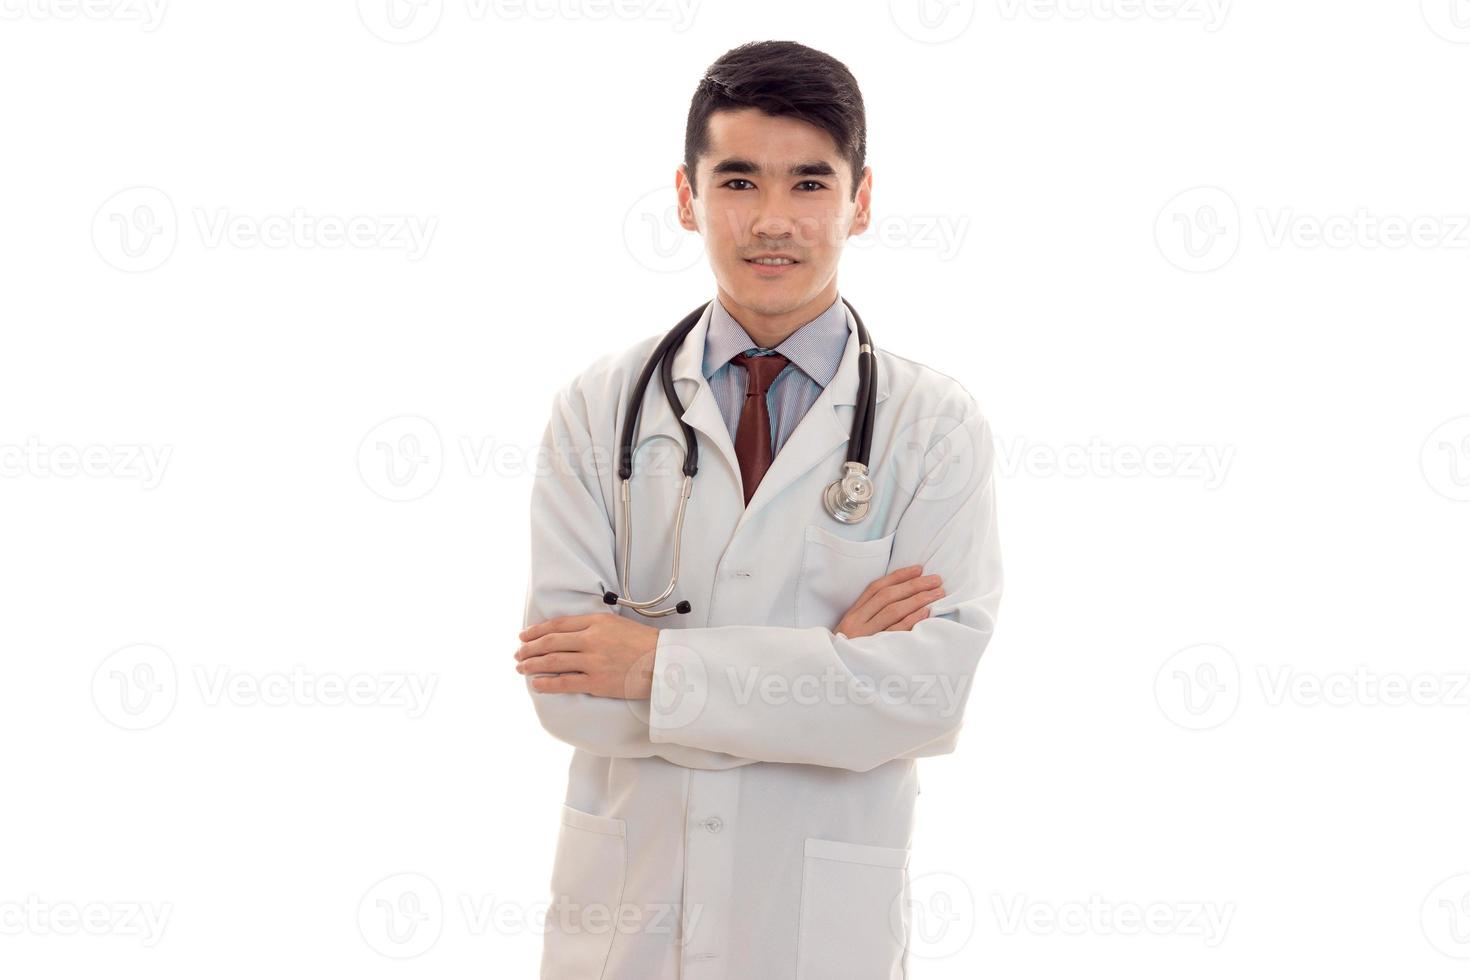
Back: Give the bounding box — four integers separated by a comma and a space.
744, 256, 801, 274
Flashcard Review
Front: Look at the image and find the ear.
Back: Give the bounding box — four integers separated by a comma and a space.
849, 165, 873, 238
675, 164, 700, 232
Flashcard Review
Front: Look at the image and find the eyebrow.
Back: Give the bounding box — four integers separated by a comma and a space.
708, 157, 838, 179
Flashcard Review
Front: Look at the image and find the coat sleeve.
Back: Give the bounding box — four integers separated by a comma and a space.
521, 380, 757, 771
647, 407, 1003, 773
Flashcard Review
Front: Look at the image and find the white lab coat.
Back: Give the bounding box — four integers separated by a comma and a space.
523, 300, 1002, 979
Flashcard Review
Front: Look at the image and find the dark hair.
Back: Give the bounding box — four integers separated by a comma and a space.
684, 41, 867, 202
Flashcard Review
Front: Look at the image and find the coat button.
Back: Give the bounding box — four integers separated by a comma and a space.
703, 816, 723, 833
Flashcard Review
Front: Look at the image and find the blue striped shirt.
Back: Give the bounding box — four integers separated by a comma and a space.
702, 294, 850, 457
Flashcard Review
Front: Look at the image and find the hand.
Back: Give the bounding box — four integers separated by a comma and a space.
834, 565, 945, 639
515, 613, 660, 699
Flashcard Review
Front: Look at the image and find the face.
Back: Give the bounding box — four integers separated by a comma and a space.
676, 108, 872, 319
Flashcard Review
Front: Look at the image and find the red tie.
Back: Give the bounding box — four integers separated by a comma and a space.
730, 351, 791, 506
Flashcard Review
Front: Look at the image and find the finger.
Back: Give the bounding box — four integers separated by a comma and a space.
518, 615, 598, 642
515, 631, 589, 661
518, 652, 586, 674
851, 565, 923, 608
885, 607, 931, 632
855, 574, 942, 626
869, 586, 945, 632
529, 672, 591, 694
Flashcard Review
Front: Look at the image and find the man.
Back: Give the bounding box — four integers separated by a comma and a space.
516, 40, 1002, 979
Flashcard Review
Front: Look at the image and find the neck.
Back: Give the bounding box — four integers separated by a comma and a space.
715, 283, 839, 349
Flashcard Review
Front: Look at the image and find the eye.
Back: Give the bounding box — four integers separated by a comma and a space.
796, 181, 828, 192
721, 179, 755, 190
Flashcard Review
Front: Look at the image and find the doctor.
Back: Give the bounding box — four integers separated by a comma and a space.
515, 40, 1002, 979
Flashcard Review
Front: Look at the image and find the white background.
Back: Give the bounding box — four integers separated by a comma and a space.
3, 1, 1469, 977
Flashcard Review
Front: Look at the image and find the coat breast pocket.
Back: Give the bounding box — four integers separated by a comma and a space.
794, 524, 898, 630
795, 837, 911, 978
540, 803, 627, 979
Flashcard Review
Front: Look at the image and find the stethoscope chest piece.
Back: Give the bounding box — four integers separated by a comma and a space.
824, 460, 874, 524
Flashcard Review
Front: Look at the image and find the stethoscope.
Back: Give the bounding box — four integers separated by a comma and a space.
601, 297, 877, 618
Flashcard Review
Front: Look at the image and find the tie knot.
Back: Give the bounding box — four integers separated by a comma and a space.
732, 350, 791, 397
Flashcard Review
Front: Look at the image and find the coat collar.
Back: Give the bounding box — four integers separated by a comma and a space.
668, 296, 891, 528
701, 294, 849, 389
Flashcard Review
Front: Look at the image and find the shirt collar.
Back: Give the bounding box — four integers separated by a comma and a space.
702, 294, 849, 388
